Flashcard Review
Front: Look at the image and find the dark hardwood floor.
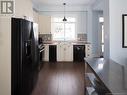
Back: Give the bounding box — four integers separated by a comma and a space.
31, 62, 85, 95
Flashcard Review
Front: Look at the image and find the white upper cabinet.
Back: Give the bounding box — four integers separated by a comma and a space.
38, 15, 51, 34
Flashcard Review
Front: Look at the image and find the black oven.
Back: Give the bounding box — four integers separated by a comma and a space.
39, 44, 44, 61
38, 37, 45, 70
38, 37, 44, 62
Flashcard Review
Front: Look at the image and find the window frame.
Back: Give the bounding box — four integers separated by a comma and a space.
51, 17, 77, 41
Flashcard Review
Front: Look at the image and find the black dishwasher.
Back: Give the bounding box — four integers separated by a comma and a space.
73, 45, 85, 62
49, 45, 57, 62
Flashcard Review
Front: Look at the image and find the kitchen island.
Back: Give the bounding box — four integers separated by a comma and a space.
85, 58, 127, 95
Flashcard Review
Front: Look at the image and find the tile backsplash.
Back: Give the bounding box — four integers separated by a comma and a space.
77, 34, 87, 41
39, 33, 87, 41
39, 34, 52, 41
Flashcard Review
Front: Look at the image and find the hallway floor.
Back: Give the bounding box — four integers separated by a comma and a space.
31, 62, 85, 95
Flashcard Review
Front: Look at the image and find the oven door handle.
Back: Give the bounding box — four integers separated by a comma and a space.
40, 48, 45, 52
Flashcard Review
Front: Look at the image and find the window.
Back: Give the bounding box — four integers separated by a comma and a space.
51, 17, 76, 41
99, 17, 104, 23
99, 17, 104, 53
101, 24, 104, 52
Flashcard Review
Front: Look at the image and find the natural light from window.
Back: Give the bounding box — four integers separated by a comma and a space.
51, 17, 76, 41
99, 17, 104, 53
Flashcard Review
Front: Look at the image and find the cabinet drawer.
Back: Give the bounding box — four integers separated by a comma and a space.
85, 44, 92, 58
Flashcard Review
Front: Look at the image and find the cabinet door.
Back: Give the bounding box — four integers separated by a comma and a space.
57, 43, 73, 62
57, 44, 61, 61
57, 44, 65, 61
43, 45, 49, 61
39, 15, 51, 34
64, 44, 73, 61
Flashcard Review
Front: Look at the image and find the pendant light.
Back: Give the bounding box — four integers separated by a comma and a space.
63, 3, 67, 21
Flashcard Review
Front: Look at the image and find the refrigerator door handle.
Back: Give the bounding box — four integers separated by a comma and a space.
25, 40, 31, 57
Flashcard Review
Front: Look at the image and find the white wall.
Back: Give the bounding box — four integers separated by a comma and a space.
77, 12, 87, 34
109, 0, 127, 65
93, 0, 110, 59
92, 0, 110, 58
15, 0, 33, 20
93, 0, 104, 11
92, 11, 103, 57
0, 17, 11, 95
33, 10, 39, 23
103, 0, 127, 64
86, 6, 93, 42
0, 0, 33, 95
92, 11, 98, 56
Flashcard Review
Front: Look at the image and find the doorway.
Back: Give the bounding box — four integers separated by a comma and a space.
99, 16, 104, 57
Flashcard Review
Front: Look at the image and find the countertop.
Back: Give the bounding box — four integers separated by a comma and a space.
85, 58, 127, 94
43, 41, 91, 45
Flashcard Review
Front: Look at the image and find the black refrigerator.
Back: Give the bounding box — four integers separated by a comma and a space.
11, 18, 39, 95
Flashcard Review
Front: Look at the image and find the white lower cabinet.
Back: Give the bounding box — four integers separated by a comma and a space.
57, 44, 64, 61
43, 45, 49, 61
85, 44, 92, 58
57, 44, 73, 62
44, 43, 91, 62
64, 44, 73, 61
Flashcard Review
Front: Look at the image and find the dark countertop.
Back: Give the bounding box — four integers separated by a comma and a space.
85, 58, 127, 94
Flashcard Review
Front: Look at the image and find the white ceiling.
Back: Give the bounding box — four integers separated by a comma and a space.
32, 0, 97, 6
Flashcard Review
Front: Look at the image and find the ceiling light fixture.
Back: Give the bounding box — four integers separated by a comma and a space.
63, 3, 67, 22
